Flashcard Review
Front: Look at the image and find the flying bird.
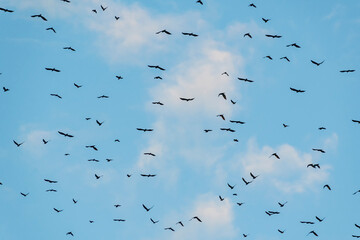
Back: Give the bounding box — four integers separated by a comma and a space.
144, 152, 156, 156
96, 120, 104, 126
340, 69, 355, 73
219, 195, 225, 201
72, 198, 77, 204
249, 3, 256, 8
283, 123, 289, 128
100, 5, 107, 11
176, 221, 184, 227
94, 174, 102, 179
74, 83, 82, 88
180, 97, 195, 101
278, 229, 285, 234
46, 27, 56, 33
150, 218, 159, 224
318, 127, 326, 130
45, 67, 60, 72
286, 43, 301, 48
164, 227, 175, 231
156, 29, 171, 35
204, 129, 212, 133
231, 100, 236, 104
44, 179, 57, 183
353, 190, 360, 195
264, 55, 273, 60
230, 120, 245, 124
31, 14, 47, 21
113, 219, 126, 222
140, 174, 157, 177
323, 184, 331, 190
0, 7, 14, 12
307, 231, 318, 237
222, 72, 229, 76
86, 145, 98, 151
244, 33, 252, 38
307, 163, 320, 169
218, 92, 227, 100
311, 60, 324, 66
66, 232, 74, 236
97, 95, 109, 98
270, 153, 280, 159
58, 131, 74, 137
352, 120, 360, 124
250, 172, 259, 179
182, 32, 198, 37
220, 128, 235, 132
217, 114, 225, 120
115, 16, 120, 20
3, 87, 9, 92
115, 76, 123, 80
136, 128, 153, 132
280, 56, 290, 62
148, 65, 165, 71
238, 77, 253, 82
20, 192, 29, 197
242, 177, 252, 185
142, 204, 153, 212
154, 76, 162, 80
152, 101, 164, 105
290, 87, 305, 93
312, 148, 325, 153
227, 183, 236, 189
300, 221, 315, 224
196, 0, 203, 5
278, 201, 287, 207
190, 216, 202, 222
315, 216, 325, 222
50, 93, 62, 99
13, 140, 24, 147
262, 18, 270, 23
265, 34, 282, 38
53, 208, 63, 213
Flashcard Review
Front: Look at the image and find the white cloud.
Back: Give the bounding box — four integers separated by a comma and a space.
235, 138, 331, 193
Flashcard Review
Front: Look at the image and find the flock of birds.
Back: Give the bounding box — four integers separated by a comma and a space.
1, 0, 359, 239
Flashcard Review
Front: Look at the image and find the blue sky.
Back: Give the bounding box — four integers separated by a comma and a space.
0, 0, 360, 239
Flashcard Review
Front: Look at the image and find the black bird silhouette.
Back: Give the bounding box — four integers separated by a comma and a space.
0, 7, 14, 12
283, 123, 289, 128
182, 32, 198, 37
196, 0, 203, 5
222, 72, 229, 76
300, 221, 315, 224
152, 101, 164, 105
227, 183, 235, 189
96, 120, 104, 126
262, 18, 270, 23
106, 158, 113, 162
311, 60, 324, 66
44, 179, 57, 183
249, 3, 256, 8
50, 93, 62, 99
85, 118, 91, 120
13, 140, 24, 147
140, 174, 156, 177
148, 65, 165, 71
237, 202, 244, 206
307, 231, 318, 237
46, 27, 56, 33
45, 67, 60, 72
154, 76, 162, 80
113, 219, 126, 222
115, 16, 120, 20
238, 77, 253, 82
31, 14, 47, 21
74, 83, 82, 88
231, 100, 236, 104
352, 120, 360, 124
230, 120, 245, 124
244, 33, 252, 38
66, 232, 74, 236
318, 127, 326, 130
115, 76, 123, 80
278, 201, 287, 207
97, 95, 109, 98
315, 216, 325, 222
286, 43, 301, 48
243, 234, 248, 237
58, 131, 74, 137
340, 69, 355, 73
355, 224, 360, 229
307, 163, 320, 169
190, 216, 202, 222
88, 159, 99, 162
144, 152, 156, 156
42, 139, 49, 144
264, 55, 273, 60
46, 188, 57, 192
142, 204, 153, 212
156, 29, 171, 35
3, 87, 10, 92
20, 192, 29, 197
100, 5, 107, 11
72, 198, 77, 204
204, 129, 212, 133
218, 92, 227, 100
61, 0, 71, 3
137, 128, 153, 132
265, 34, 282, 38
150, 218, 159, 224
270, 153, 280, 159
53, 208, 63, 213
176, 221, 184, 227
220, 128, 235, 132
217, 114, 225, 120
219, 195, 225, 201
290, 87, 305, 93
312, 148, 325, 153
164, 227, 175, 231
353, 190, 360, 195
180, 97, 195, 101
280, 56, 290, 62
278, 229, 285, 234
323, 184, 331, 190
352, 235, 360, 238
242, 177, 252, 185
250, 172, 259, 179
94, 174, 102, 179
86, 145, 98, 151
92, 9, 97, 13
114, 204, 121, 208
